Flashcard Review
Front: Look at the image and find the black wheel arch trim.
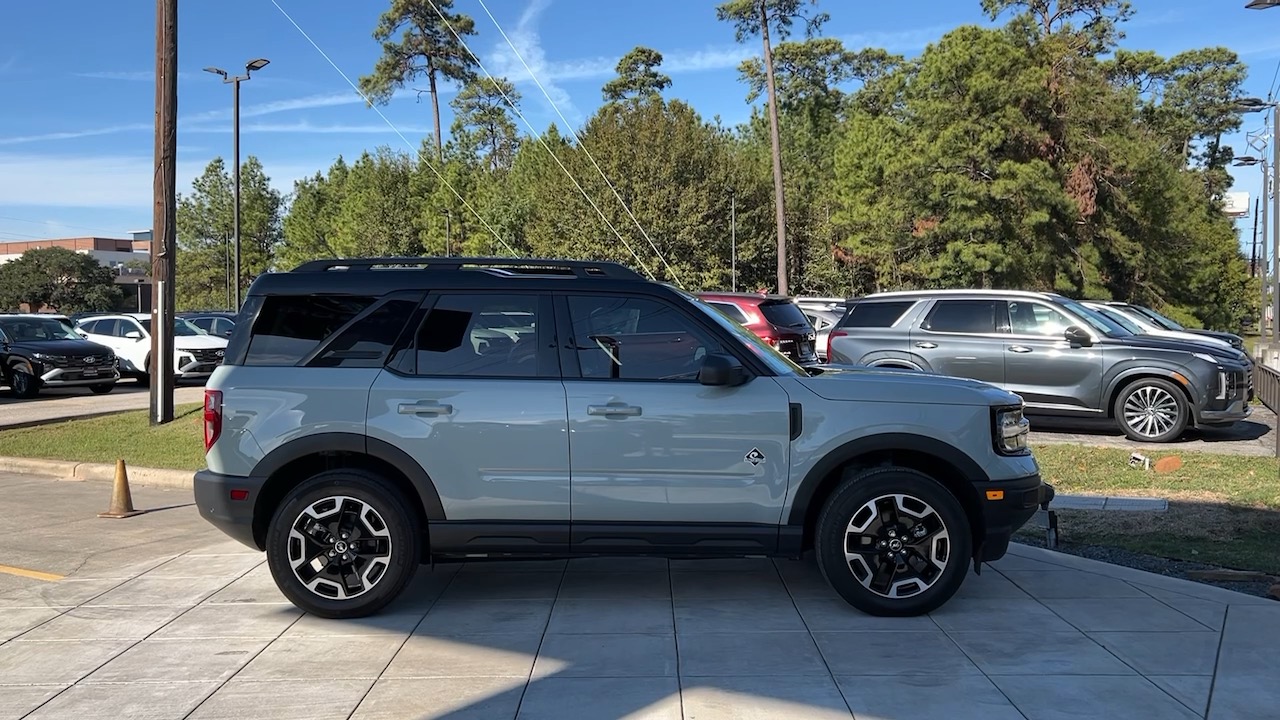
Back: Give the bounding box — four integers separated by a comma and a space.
250, 431, 446, 521
786, 433, 990, 526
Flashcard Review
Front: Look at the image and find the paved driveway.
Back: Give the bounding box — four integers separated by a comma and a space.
1, 475, 1276, 719
1028, 405, 1277, 457
0, 382, 205, 430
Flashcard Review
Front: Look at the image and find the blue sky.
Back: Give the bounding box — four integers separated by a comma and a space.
1, 0, 1280, 251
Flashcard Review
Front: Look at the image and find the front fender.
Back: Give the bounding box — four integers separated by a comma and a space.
1104, 362, 1202, 410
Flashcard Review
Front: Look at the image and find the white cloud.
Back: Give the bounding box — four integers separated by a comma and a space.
485, 0, 581, 122
185, 121, 433, 135
73, 70, 194, 82
0, 124, 153, 146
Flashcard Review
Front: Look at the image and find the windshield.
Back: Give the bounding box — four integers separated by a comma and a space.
1058, 299, 1131, 338
677, 290, 804, 376
1091, 306, 1144, 335
1133, 305, 1185, 331
139, 318, 206, 336
0, 317, 81, 342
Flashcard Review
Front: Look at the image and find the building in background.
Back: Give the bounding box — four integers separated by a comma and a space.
0, 231, 152, 312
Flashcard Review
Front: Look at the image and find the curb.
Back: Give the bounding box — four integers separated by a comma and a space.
0, 456, 193, 490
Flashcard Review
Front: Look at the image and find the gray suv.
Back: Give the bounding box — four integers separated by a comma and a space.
827, 290, 1252, 443
194, 257, 1052, 620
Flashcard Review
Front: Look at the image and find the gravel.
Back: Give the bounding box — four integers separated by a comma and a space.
1014, 535, 1278, 599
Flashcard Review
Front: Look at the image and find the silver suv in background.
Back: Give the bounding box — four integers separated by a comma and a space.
827, 290, 1251, 443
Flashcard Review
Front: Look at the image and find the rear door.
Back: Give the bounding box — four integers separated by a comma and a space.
365, 291, 571, 553
909, 299, 1006, 385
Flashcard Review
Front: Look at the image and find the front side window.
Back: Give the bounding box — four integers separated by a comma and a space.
1008, 301, 1075, 336
412, 294, 542, 377
922, 300, 999, 334
567, 295, 716, 381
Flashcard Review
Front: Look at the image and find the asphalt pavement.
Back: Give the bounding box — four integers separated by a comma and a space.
1027, 405, 1278, 457
0, 382, 205, 430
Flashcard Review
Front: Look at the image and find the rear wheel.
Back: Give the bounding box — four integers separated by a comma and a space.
815, 466, 971, 616
1114, 378, 1188, 443
9, 364, 39, 399
265, 469, 420, 618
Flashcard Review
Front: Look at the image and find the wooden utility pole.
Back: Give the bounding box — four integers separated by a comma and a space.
150, 0, 177, 425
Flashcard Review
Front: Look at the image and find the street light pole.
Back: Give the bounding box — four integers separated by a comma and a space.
204, 58, 269, 311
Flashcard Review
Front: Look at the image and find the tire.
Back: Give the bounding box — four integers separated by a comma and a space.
265, 469, 421, 619
1114, 378, 1188, 443
814, 466, 971, 617
8, 364, 40, 399
90, 383, 115, 395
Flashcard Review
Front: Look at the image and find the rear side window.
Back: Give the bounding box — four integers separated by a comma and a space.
708, 301, 750, 324
758, 300, 811, 329
245, 296, 376, 366
840, 301, 913, 328
411, 294, 543, 377
922, 300, 999, 334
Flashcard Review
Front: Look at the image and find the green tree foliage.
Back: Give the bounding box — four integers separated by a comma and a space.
359, 0, 479, 163
0, 247, 121, 313
602, 47, 673, 104
451, 77, 522, 173
175, 157, 283, 311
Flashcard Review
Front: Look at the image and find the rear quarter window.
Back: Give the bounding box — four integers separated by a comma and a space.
839, 301, 914, 328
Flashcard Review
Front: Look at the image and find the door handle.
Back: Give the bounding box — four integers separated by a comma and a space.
398, 402, 453, 416
1008, 346, 1033, 354
914, 342, 937, 349
587, 404, 642, 417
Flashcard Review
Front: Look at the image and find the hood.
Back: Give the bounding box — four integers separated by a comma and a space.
1186, 329, 1244, 346
174, 334, 229, 350
1099, 334, 1247, 364
4, 338, 114, 357
796, 364, 1022, 407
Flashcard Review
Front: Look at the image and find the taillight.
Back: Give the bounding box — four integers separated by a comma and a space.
829, 330, 848, 339
204, 389, 223, 452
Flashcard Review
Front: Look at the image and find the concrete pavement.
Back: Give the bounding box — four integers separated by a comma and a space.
0, 382, 205, 429
2, 472, 1277, 719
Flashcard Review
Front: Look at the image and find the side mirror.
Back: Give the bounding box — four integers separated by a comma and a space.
699, 353, 749, 387
1063, 325, 1092, 347
125, 331, 143, 340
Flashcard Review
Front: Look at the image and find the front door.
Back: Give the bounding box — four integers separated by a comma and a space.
1004, 300, 1104, 411
365, 292, 572, 553
558, 294, 793, 555
909, 298, 1006, 385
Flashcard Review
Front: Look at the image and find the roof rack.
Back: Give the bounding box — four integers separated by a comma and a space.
290, 256, 644, 280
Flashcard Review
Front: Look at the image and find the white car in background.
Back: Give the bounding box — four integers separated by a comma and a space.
1080, 302, 1234, 349
76, 313, 228, 382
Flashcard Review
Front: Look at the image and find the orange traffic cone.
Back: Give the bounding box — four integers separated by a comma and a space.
98, 459, 145, 519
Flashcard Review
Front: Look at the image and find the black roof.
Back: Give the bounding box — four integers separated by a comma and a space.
248, 256, 659, 297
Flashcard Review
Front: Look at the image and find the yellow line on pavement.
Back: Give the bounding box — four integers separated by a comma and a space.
0, 564, 63, 582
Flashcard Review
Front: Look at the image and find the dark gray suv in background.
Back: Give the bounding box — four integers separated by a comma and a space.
827, 290, 1251, 443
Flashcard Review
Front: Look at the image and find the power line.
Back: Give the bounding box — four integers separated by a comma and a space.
423, 0, 657, 282
267, 0, 519, 257
470, 0, 683, 287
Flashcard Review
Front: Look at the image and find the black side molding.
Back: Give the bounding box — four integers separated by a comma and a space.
789, 403, 803, 441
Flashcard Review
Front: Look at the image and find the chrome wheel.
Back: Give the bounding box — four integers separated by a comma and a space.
1122, 385, 1180, 439
287, 495, 392, 600
843, 493, 950, 599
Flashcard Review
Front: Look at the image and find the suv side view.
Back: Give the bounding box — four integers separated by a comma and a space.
195, 257, 1052, 620
827, 290, 1251, 443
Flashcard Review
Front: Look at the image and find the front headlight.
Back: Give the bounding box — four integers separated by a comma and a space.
30, 352, 50, 362
994, 406, 1030, 455
1192, 352, 1220, 365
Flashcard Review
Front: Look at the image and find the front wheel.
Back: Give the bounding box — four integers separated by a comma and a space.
1114, 378, 1188, 443
90, 383, 115, 395
9, 365, 40, 399
265, 469, 421, 618
815, 466, 971, 617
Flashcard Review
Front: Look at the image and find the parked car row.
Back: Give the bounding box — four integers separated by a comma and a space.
1, 311, 239, 398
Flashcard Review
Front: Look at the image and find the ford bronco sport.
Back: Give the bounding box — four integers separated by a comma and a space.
194, 257, 1052, 619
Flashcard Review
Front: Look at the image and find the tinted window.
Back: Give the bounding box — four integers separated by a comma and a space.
413, 294, 541, 377
214, 318, 236, 335
245, 296, 376, 366
922, 300, 998, 334
190, 317, 215, 331
708, 301, 750, 324
758, 300, 811, 329
567, 296, 716, 381
309, 298, 418, 368
841, 301, 913, 328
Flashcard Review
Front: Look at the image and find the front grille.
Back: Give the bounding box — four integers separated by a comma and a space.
39, 354, 111, 369
190, 348, 225, 364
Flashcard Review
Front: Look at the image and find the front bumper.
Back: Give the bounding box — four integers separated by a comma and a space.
40, 367, 119, 387
1197, 399, 1252, 426
194, 469, 267, 550
975, 472, 1055, 562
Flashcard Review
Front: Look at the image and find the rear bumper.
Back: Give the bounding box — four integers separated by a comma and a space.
193, 469, 266, 550
975, 472, 1054, 562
